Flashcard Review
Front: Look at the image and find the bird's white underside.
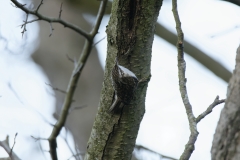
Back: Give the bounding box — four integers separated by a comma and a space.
118, 65, 137, 79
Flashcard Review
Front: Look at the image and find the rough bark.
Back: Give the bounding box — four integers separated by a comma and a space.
211, 45, 240, 160
85, 0, 163, 159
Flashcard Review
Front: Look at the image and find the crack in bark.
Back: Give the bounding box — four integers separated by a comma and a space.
102, 109, 124, 159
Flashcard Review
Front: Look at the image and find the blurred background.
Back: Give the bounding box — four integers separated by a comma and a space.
0, 0, 239, 159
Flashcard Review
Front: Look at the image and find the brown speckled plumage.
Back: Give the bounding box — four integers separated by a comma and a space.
109, 61, 138, 114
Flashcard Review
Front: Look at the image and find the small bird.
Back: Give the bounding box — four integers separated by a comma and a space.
109, 58, 139, 114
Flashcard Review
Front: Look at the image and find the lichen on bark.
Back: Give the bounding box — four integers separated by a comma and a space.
85, 0, 163, 159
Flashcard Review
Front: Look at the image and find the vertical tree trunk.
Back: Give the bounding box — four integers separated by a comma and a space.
85, 0, 163, 159
211, 45, 240, 160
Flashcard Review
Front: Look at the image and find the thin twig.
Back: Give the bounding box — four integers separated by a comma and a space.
60, 129, 76, 159
11, 0, 108, 159
31, 136, 48, 142
92, 36, 106, 47
11, 0, 89, 39
59, 3, 63, 19
45, 83, 67, 94
74, 142, 82, 160
8, 82, 23, 104
47, 0, 108, 159
49, 23, 54, 37
19, 18, 39, 27
69, 105, 87, 114
36, 135, 48, 160
66, 54, 77, 67
21, 13, 28, 37
67, 153, 85, 160
172, 0, 225, 160
196, 96, 225, 123
172, 0, 197, 157
135, 145, 178, 160
66, 55, 74, 63
0, 136, 21, 160
10, 133, 18, 157
36, 0, 44, 13
89, 0, 108, 37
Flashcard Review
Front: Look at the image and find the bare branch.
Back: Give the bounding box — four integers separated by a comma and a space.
89, 0, 108, 37
60, 128, 81, 160
172, 0, 198, 158
8, 82, 23, 104
135, 145, 178, 160
10, 133, 18, 157
74, 142, 82, 160
0, 136, 21, 160
11, 0, 89, 39
172, 0, 225, 160
47, 0, 108, 159
31, 136, 48, 142
196, 96, 225, 123
66, 54, 78, 69
92, 36, 106, 47
66, 54, 75, 63
36, 138, 48, 160
9, 0, 108, 159
21, 13, 28, 37
59, 3, 63, 19
67, 153, 85, 160
45, 83, 67, 94
19, 18, 39, 26
36, 0, 44, 13
69, 105, 87, 114
49, 23, 54, 37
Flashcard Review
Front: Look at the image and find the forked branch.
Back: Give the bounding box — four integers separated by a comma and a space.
11, 0, 108, 159
0, 135, 20, 160
11, 0, 89, 39
172, 0, 225, 160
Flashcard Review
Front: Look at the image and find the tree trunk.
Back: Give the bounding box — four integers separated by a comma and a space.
84, 0, 163, 159
211, 45, 240, 160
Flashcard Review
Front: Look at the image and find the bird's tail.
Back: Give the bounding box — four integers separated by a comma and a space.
108, 97, 124, 114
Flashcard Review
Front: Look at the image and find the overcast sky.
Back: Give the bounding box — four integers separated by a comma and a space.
1, 0, 240, 159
